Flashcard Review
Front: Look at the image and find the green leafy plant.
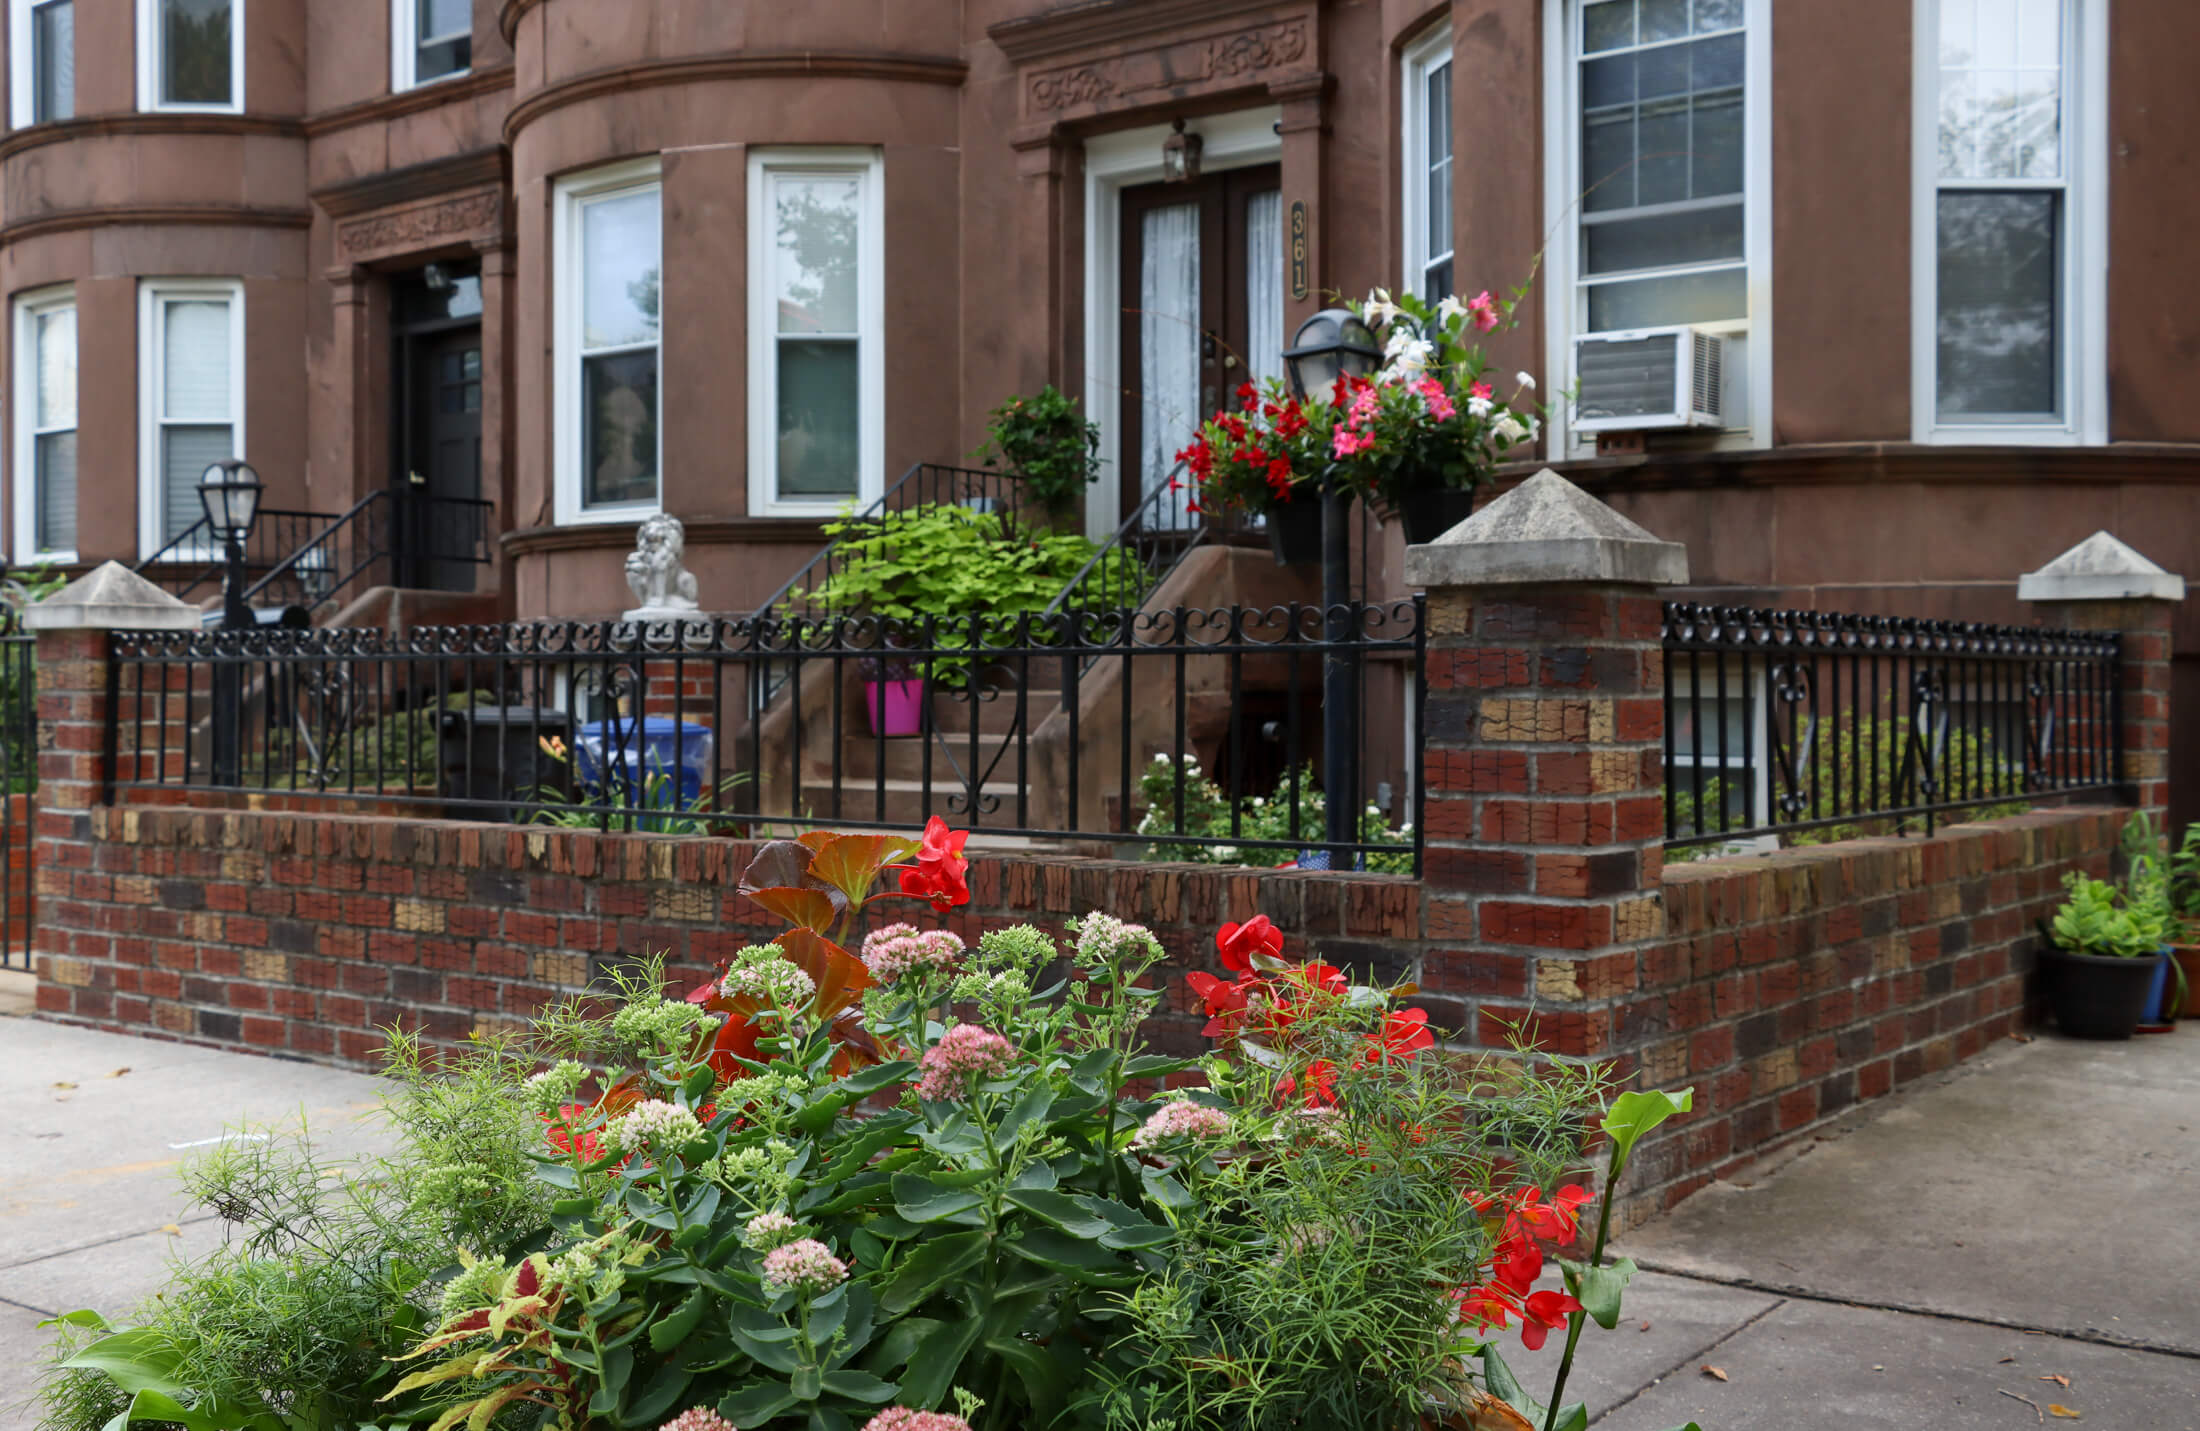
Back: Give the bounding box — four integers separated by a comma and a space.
1133, 753, 1414, 872
975, 387, 1103, 524
2049, 872, 2167, 959
795, 505, 1117, 625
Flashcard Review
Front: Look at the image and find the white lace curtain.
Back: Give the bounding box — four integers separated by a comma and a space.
1246, 190, 1284, 391
1139, 202, 1201, 530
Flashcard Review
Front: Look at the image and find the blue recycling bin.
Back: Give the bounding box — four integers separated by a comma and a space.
574, 717, 715, 810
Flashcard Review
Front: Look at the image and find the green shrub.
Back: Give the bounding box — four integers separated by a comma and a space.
1134, 754, 1414, 872
974, 387, 1102, 523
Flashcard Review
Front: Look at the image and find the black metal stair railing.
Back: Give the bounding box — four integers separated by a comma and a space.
136, 507, 343, 605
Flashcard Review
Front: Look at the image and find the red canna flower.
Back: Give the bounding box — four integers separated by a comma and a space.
1216, 915, 1284, 973
1185, 969, 1261, 1039
1276, 1058, 1339, 1110
1358, 1007, 1435, 1065
1519, 1289, 1584, 1351
1516, 1184, 1594, 1247
1490, 1230, 1542, 1297
541, 1102, 605, 1163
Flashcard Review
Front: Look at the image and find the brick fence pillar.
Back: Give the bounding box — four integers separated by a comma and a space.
2018, 532, 2186, 826
22, 564, 199, 1020
1404, 470, 1687, 1064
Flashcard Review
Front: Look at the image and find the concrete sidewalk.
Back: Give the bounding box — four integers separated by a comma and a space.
1514, 1028, 2200, 1428
0, 1013, 391, 1430
4, 994, 2197, 1430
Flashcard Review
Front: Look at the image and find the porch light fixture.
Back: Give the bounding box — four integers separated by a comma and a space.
1283, 308, 1382, 401
1162, 118, 1203, 184
197, 459, 264, 545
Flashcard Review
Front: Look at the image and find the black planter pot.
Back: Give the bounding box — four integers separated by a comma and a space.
1265, 498, 1323, 566
1396, 486, 1480, 546
2039, 946, 2163, 1039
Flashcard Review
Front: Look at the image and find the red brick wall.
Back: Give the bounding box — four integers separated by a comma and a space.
3, 793, 32, 961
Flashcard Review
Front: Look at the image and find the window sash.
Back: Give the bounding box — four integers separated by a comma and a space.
1402, 30, 1454, 304
138, 282, 243, 553
141, 0, 239, 110
16, 295, 78, 558
396, 0, 469, 87
557, 169, 663, 519
31, 0, 73, 122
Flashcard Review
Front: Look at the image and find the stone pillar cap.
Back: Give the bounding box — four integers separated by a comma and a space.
2017, 531, 2186, 603
20, 561, 203, 631
1402, 468, 1689, 588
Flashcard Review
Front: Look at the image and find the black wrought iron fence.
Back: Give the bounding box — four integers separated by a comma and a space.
1661, 603, 2124, 849
104, 602, 1425, 870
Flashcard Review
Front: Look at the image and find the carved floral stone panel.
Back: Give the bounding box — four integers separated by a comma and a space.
334, 186, 506, 266
1023, 16, 1315, 117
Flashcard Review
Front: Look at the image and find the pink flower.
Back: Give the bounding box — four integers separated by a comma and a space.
1132, 1101, 1232, 1150
660, 1409, 739, 1431
1415, 376, 1456, 422
760, 1238, 847, 1296
862, 1411, 974, 1431
916, 1023, 1016, 1101
1467, 290, 1501, 332
1332, 427, 1373, 459
861, 924, 965, 983
1470, 380, 1494, 401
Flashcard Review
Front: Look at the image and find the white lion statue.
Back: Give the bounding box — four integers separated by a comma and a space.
622, 513, 701, 618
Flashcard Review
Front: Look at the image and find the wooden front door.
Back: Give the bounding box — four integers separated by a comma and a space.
1118, 163, 1283, 526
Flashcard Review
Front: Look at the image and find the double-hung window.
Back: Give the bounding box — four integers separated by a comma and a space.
392, 0, 469, 91
1913, 0, 2105, 443
9, 0, 75, 126
13, 288, 77, 562
747, 148, 884, 517
138, 0, 241, 111
1402, 25, 1454, 303
138, 280, 244, 554
1549, 0, 1766, 446
554, 159, 662, 524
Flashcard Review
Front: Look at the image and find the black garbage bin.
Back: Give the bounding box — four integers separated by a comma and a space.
436, 706, 571, 820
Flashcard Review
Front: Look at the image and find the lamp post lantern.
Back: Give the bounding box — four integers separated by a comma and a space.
1283, 309, 1382, 860
199, 458, 264, 786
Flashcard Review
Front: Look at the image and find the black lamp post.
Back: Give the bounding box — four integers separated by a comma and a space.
1283, 310, 1383, 859
199, 459, 264, 785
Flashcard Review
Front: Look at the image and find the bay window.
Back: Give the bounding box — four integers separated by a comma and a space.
138, 0, 241, 112
138, 280, 244, 553
1913, 0, 2106, 443
747, 148, 884, 517
9, 0, 74, 126
13, 288, 77, 561
554, 160, 662, 523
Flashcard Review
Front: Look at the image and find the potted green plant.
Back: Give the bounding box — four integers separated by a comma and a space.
1178, 381, 1331, 565
974, 385, 1102, 528
2165, 820, 2200, 1018
1326, 283, 1549, 545
2040, 861, 2171, 1039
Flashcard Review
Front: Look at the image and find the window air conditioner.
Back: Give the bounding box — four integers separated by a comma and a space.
1571, 326, 1725, 433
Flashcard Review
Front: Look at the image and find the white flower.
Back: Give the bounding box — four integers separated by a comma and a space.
1492, 414, 1529, 444
1467, 395, 1495, 420
1380, 332, 1434, 382
1363, 288, 1401, 329
608, 1100, 705, 1156
1436, 294, 1467, 325
1515, 371, 1538, 390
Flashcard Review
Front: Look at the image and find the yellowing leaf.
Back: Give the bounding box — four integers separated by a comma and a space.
2048, 1406, 2081, 1420
1700, 1365, 1729, 1382
52, 1081, 77, 1090
158, 1224, 182, 1236
109, 1068, 131, 1078
2040, 1375, 2071, 1388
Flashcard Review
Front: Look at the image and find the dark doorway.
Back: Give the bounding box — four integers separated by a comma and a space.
1117, 163, 1284, 525
392, 264, 484, 591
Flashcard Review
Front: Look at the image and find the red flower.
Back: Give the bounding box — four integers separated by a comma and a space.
1516, 1184, 1593, 1247
1457, 1286, 1514, 1331
1490, 1230, 1542, 1297
541, 1102, 604, 1163
1216, 915, 1284, 973
898, 817, 971, 912
1277, 1058, 1338, 1110
1186, 969, 1260, 1039
1358, 1007, 1435, 1065
1519, 1289, 1583, 1351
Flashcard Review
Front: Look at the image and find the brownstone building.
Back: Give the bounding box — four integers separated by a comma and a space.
2, 0, 2198, 816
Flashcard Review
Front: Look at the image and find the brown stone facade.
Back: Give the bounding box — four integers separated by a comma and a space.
1, 1, 2199, 810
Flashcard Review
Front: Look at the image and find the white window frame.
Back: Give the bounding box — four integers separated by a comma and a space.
136, 278, 246, 559
9, 0, 73, 128
390, 0, 469, 93
1401, 22, 1454, 304
746, 147, 886, 520
552, 157, 663, 528
1909, 0, 2107, 446
13, 284, 78, 564
136, 0, 243, 113
1668, 659, 1777, 855
1542, 0, 1772, 454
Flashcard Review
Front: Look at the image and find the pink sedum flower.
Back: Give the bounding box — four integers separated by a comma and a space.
760, 1238, 846, 1296
1131, 1101, 1232, 1150
862, 1411, 974, 1431
661, 1410, 739, 1431
916, 1024, 1016, 1101
861, 924, 965, 983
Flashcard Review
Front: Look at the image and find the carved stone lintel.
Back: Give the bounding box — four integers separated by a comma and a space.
622, 514, 703, 621
333, 186, 507, 267
1018, 14, 1317, 119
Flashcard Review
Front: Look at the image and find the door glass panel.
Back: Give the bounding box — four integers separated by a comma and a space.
1138, 203, 1201, 527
